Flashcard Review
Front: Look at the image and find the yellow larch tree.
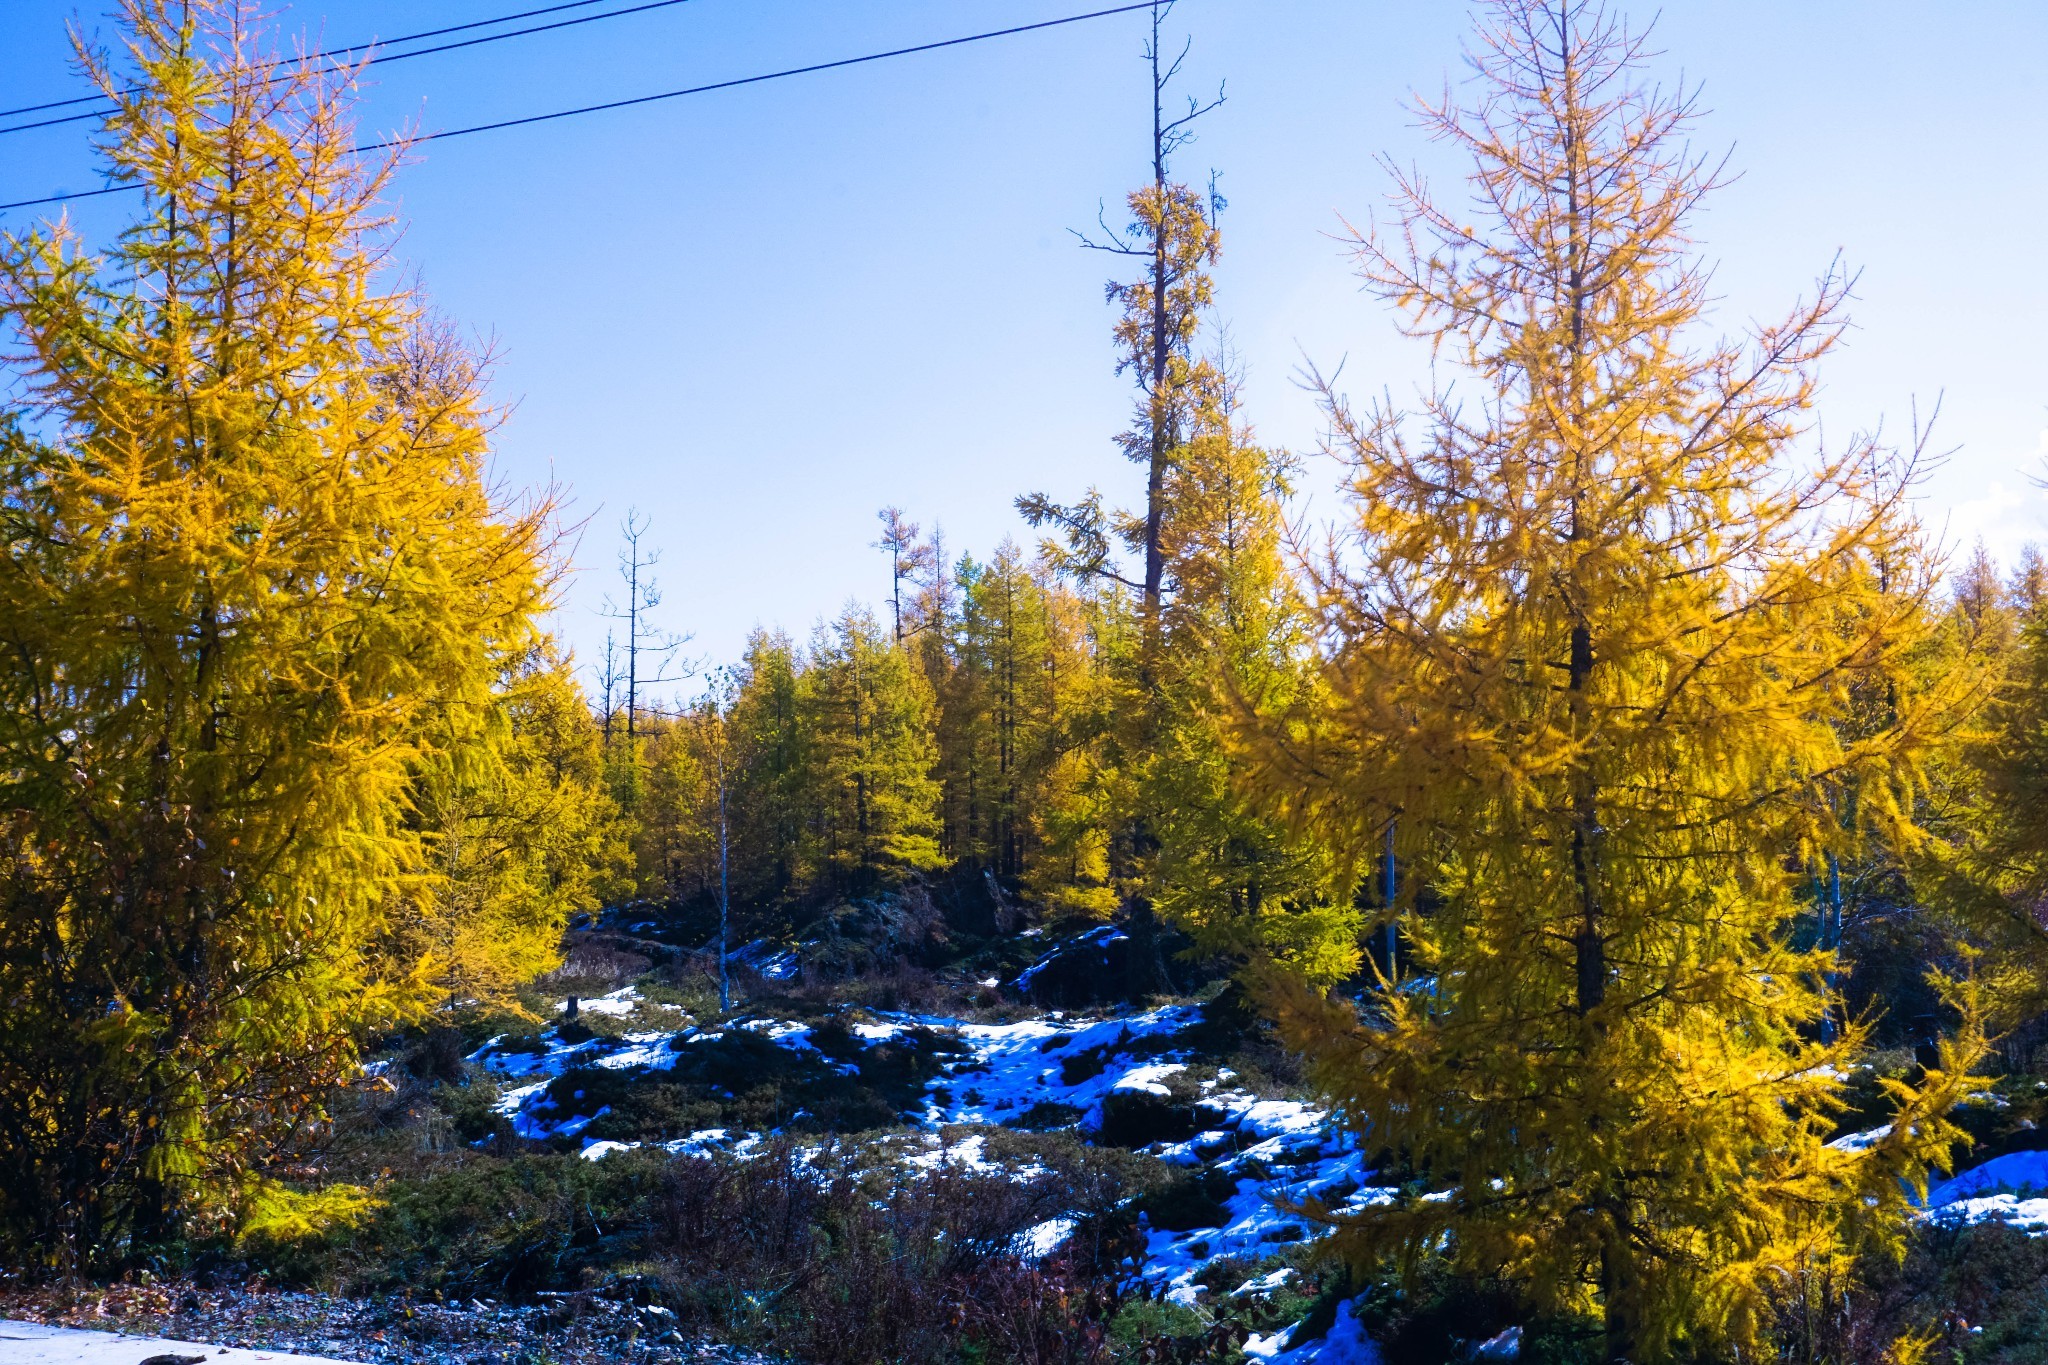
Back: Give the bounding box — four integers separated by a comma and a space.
0, 0, 551, 1265
407, 644, 635, 1010
1237, 2, 1991, 1358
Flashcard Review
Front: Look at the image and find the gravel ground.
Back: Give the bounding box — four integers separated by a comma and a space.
0, 1281, 781, 1365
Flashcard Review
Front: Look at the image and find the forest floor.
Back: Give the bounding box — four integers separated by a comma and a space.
17, 901, 2048, 1364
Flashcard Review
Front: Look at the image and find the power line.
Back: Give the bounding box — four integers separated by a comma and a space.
0, 0, 623, 119
356, 2, 1161, 151
0, 0, 701, 137
0, 2, 1161, 214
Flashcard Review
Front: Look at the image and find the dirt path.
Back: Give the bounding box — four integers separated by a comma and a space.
0, 1288, 775, 1365
0, 1319, 355, 1365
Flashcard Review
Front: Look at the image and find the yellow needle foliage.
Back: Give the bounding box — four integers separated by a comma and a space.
1238, 2, 1992, 1358
405, 644, 635, 1009
0, 0, 550, 1265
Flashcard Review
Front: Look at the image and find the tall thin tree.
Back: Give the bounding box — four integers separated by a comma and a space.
602, 509, 689, 749
1019, 0, 1223, 648
874, 506, 936, 644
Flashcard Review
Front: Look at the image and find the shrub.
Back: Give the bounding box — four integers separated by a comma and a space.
1141, 1169, 1237, 1233
647, 1137, 1126, 1364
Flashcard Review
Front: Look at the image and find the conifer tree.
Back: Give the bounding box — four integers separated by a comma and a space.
1237, 3, 1988, 1356
727, 630, 810, 904
1149, 375, 1346, 982
0, 0, 550, 1264
638, 708, 711, 902
803, 607, 944, 888
1012, 17, 1333, 975
1013, 3, 1232, 963
875, 506, 937, 645
1019, 0, 1222, 644
410, 648, 634, 1007
1922, 552, 2048, 1012
938, 543, 1075, 878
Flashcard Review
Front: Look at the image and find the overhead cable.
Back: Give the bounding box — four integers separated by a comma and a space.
0, 2, 1160, 213
355, 1, 1162, 151
0, 0, 702, 137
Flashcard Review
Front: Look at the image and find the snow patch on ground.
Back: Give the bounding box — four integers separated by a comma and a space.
918, 1004, 1199, 1127
556, 986, 644, 1017
1247, 1299, 1382, 1364
1923, 1150, 2048, 1231
1928, 1149, 2048, 1207
1928, 1193, 2048, 1231
1014, 1216, 1077, 1260
469, 996, 1402, 1362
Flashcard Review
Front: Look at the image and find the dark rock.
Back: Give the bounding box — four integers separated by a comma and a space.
404, 1025, 469, 1085
1011, 925, 1138, 1008
1097, 1088, 1201, 1148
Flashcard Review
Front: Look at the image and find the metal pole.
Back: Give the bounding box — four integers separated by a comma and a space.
1823, 851, 1842, 1043
1383, 820, 1397, 979
717, 714, 731, 1015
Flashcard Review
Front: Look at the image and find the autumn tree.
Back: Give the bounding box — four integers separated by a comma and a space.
408, 647, 634, 1007
726, 630, 810, 904
875, 506, 937, 644
935, 542, 1084, 878
1010, 10, 1334, 987
637, 707, 710, 903
0, 0, 552, 1265
804, 606, 944, 889
1920, 547, 2048, 1017
1147, 373, 1346, 984
1238, 3, 1988, 1358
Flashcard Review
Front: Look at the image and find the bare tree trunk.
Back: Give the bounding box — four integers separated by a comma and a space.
717, 737, 731, 1014
1141, 0, 1171, 632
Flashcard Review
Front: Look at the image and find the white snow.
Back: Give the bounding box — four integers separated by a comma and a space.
1233, 1268, 1299, 1297
906, 1132, 995, 1173
919, 1004, 1201, 1127
557, 986, 643, 1017
1927, 1149, 2048, 1207
1827, 1124, 1892, 1153
1247, 1299, 1381, 1364
1112, 1063, 1187, 1097
1013, 1216, 1077, 1260
1927, 1193, 2048, 1231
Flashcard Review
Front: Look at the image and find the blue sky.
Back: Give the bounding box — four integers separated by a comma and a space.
3, 1, 2045, 701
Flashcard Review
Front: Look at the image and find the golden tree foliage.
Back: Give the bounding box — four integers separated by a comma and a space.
935, 542, 1090, 881
805, 606, 945, 884
1236, 3, 1991, 1357
0, 0, 551, 1263
406, 647, 635, 1009
1147, 375, 1350, 984
1914, 568, 2048, 1015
